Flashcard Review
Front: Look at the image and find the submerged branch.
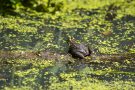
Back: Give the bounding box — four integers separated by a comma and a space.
91, 53, 135, 62
0, 50, 134, 63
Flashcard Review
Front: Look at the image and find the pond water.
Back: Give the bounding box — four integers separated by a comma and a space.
0, 57, 135, 90
0, 1, 135, 89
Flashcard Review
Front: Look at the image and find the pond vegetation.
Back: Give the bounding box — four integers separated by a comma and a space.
0, 0, 135, 89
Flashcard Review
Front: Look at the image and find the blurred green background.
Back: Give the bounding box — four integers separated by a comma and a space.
0, 0, 135, 54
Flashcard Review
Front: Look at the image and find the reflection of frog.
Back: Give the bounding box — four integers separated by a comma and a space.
68, 38, 92, 59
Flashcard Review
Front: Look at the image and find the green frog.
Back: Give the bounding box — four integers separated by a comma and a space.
68, 38, 92, 59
